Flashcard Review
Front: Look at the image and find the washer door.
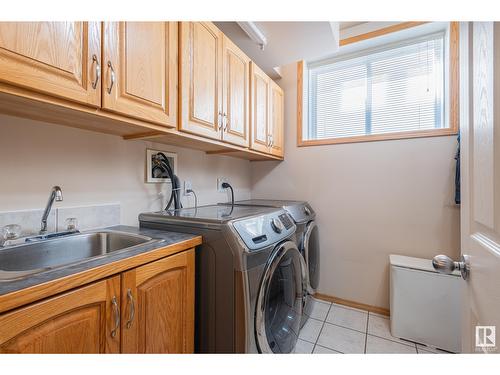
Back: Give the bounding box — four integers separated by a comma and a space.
304, 221, 320, 292
255, 241, 306, 353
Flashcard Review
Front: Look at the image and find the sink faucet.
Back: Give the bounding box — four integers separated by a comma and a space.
40, 186, 63, 234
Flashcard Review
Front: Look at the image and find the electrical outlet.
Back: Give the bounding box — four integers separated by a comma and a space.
184, 180, 193, 196
217, 177, 228, 192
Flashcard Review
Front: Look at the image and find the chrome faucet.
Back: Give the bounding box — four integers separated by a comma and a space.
40, 186, 63, 234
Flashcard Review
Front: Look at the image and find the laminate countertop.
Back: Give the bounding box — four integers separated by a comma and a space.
0, 225, 202, 313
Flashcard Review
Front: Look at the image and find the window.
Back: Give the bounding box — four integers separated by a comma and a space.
298, 23, 459, 146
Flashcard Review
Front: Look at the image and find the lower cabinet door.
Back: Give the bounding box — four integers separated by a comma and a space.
0, 276, 121, 353
120, 249, 195, 353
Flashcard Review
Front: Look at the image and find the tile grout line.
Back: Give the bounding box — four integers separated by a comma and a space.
308, 316, 327, 323
311, 302, 333, 353
365, 312, 370, 353
365, 312, 418, 348
301, 305, 440, 354
366, 312, 419, 352
321, 300, 370, 334
365, 332, 418, 348
315, 302, 370, 354
325, 320, 370, 335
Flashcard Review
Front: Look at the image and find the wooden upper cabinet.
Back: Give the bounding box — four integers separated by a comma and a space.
179, 22, 223, 140
102, 22, 177, 127
250, 63, 285, 157
0, 22, 101, 106
269, 80, 284, 157
250, 62, 271, 154
221, 36, 250, 147
121, 249, 195, 354
0, 276, 120, 354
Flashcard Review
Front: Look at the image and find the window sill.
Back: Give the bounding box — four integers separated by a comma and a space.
297, 128, 459, 147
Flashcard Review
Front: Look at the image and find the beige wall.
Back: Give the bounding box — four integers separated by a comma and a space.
251, 62, 461, 309
0, 63, 461, 310
0, 114, 251, 225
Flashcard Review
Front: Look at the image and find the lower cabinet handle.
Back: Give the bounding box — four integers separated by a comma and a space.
223, 112, 228, 131
126, 289, 135, 329
111, 296, 120, 338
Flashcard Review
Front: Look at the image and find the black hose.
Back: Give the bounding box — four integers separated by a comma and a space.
222, 182, 234, 207
159, 159, 177, 209
221, 182, 234, 217
155, 152, 182, 211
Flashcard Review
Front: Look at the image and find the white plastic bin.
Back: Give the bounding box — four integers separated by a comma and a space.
389, 254, 462, 353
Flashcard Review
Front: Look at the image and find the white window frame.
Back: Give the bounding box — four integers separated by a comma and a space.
297, 22, 459, 147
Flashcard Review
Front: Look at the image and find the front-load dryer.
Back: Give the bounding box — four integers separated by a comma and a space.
219, 199, 320, 327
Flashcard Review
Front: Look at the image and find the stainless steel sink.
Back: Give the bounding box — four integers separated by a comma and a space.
0, 230, 156, 281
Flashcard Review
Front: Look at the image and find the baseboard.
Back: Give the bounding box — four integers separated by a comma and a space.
314, 293, 390, 317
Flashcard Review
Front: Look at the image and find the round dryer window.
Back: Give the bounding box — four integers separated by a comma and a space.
255, 241, 306, 353
304, 221, 320, 292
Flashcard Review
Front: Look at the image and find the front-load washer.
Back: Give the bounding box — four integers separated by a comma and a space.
219, 199, 320, 326
139, 204, 306, 353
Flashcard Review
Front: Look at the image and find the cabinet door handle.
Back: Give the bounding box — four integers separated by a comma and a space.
106, 61, 115, 94
223, 112, 228, 131
91, 54, 100, 89
126, 289, 135, 329
218, 110, 223, 131
270, 135, 274, 148
110, 296, 120, 338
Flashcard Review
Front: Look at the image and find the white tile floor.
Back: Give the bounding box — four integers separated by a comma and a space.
293, 298, 453, 354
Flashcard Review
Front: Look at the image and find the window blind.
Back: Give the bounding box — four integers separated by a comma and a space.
308, 34, 445, 140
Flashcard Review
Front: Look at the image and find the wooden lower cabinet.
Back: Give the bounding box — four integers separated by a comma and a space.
0, 276, 121, 354
0, 249, 195, 354
121, 249, 195, 353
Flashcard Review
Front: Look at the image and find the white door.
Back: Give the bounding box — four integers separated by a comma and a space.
459, 22, 500, 354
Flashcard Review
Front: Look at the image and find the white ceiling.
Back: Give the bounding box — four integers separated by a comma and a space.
215, 22, 346, 79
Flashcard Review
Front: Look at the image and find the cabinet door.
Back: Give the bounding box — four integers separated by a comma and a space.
221, 36, 250, 147
250, 62, 271, 153
121, 249, 195, 353
0, 276, 120, 354
102, 22, 177, 127
0, 22, 101, 106
269, 80, 284, 157
179, 22, 223, 140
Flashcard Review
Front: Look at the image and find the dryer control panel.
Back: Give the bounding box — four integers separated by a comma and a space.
232, 210, 296, 252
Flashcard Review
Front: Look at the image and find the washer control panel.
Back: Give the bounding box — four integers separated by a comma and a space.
283, 202, 315, 224
271, 218, 284, 233
232, 210, 296, 251
278, 213, 294, 230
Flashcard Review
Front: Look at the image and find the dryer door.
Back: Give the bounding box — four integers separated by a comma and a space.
255, 241, 306, 353
304, 221, 320, 292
